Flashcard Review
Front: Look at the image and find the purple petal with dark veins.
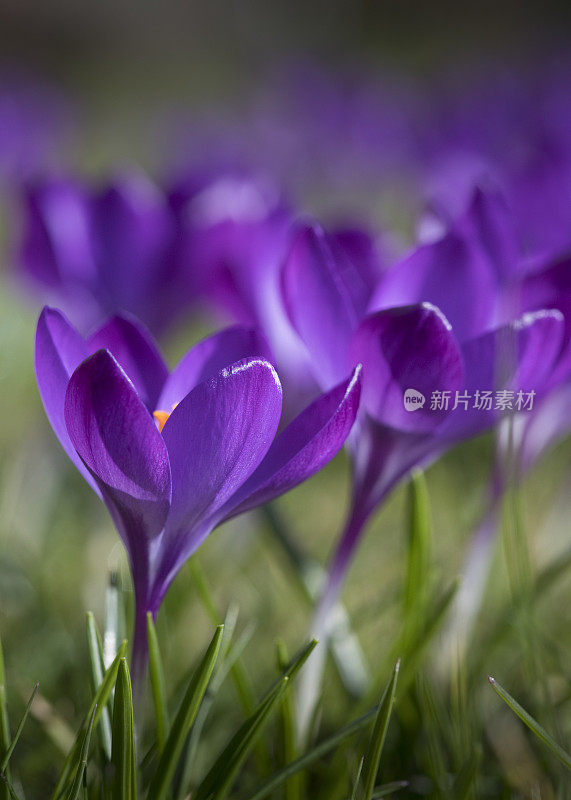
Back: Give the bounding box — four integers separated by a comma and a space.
369, 224, 498, 342
349, 303, 464, 432
35, 306, 97, 492
157, 358, 282, 574
157, 326, 273, 413
220, 365, 362, 518
64, 349, 171, 547
458, 187, 519, 281
281, 223, 366, 388
88, 314, 169, 410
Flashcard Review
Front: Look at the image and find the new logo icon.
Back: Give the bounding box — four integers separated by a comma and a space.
403, 388, 426, 411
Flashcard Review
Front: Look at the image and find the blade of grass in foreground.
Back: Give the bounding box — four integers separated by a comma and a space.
488, 676, 571, 771
244, 707, 379, 800
194, 640, 317, 800
194, 678, 290, 800
276, 641, 301, 800
147, 613, 169, 755
66, 705, 97, 800
401, 473, 432, 650
147, 624, 224, 800
176, 609, 251, 800
86, 612, 112, 761
112, 659, 136, 800
358, 659, 400, 800
51, 641, 128, 800
0, 682, 38, 773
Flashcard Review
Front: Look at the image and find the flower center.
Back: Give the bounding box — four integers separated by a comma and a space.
153, 402, 179, 432
153, 410, 171, 432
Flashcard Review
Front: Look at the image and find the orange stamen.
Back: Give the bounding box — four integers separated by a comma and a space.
153, 410, 170, 432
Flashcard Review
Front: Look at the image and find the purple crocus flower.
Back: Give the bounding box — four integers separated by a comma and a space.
276, 207, 566, 726
285, 220, 561, 589
18, 170, 192, 336
35, 307, 362, 674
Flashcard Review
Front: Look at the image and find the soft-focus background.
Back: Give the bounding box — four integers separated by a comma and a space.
0, 2, 570, 796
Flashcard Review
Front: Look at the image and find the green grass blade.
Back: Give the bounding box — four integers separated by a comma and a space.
147, 612, 169, 755
265, 639, 318, 698
193, 677, 290, 800
147, 624, 224, 800
402, 473, 432, 647
86, 612, 112, 760
176, 618, 256, 800
193, 641, 317, 800
368, 782, 408, 798
66, 704, 97, 800
0, 636, 11, 800
111, 659, 136, 800
350, 758, 364, 800
244, 708, 378, 800
276, 641, 301, 800
488, 676, 571, 770
359, 660, 400, 800
51, 641, 128, 800
0, 682, 38, 772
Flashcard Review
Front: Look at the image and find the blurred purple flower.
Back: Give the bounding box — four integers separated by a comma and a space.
35, 307, 361, 673
0, 71, 73, 181
17, 170, 193, 335
421, 62, 571, 260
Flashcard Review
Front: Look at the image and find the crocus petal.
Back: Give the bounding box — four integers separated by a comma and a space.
35, 306, 97, 492
20, 179, 96, 289
439, 310, 565, 442
64, 349, 171, 548
329, 227, 383, 304
160, 357, 282, 547
281, 223, 367, 388
369, 226, 498, 342
220, 365, 362, 518
458, 187, 519, 281
349, 303, 464, 433
90, 173, 175, 318
519, 255, 571, 387
88, 314, 169, 410
157, 326, 273, 412
517, 383, 571, 472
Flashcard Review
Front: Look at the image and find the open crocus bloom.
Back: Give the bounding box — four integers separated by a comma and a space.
35, 307, 362, 672
280, 213, 567, 618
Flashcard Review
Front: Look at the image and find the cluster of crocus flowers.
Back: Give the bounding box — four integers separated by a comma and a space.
35, 307, 361, 675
